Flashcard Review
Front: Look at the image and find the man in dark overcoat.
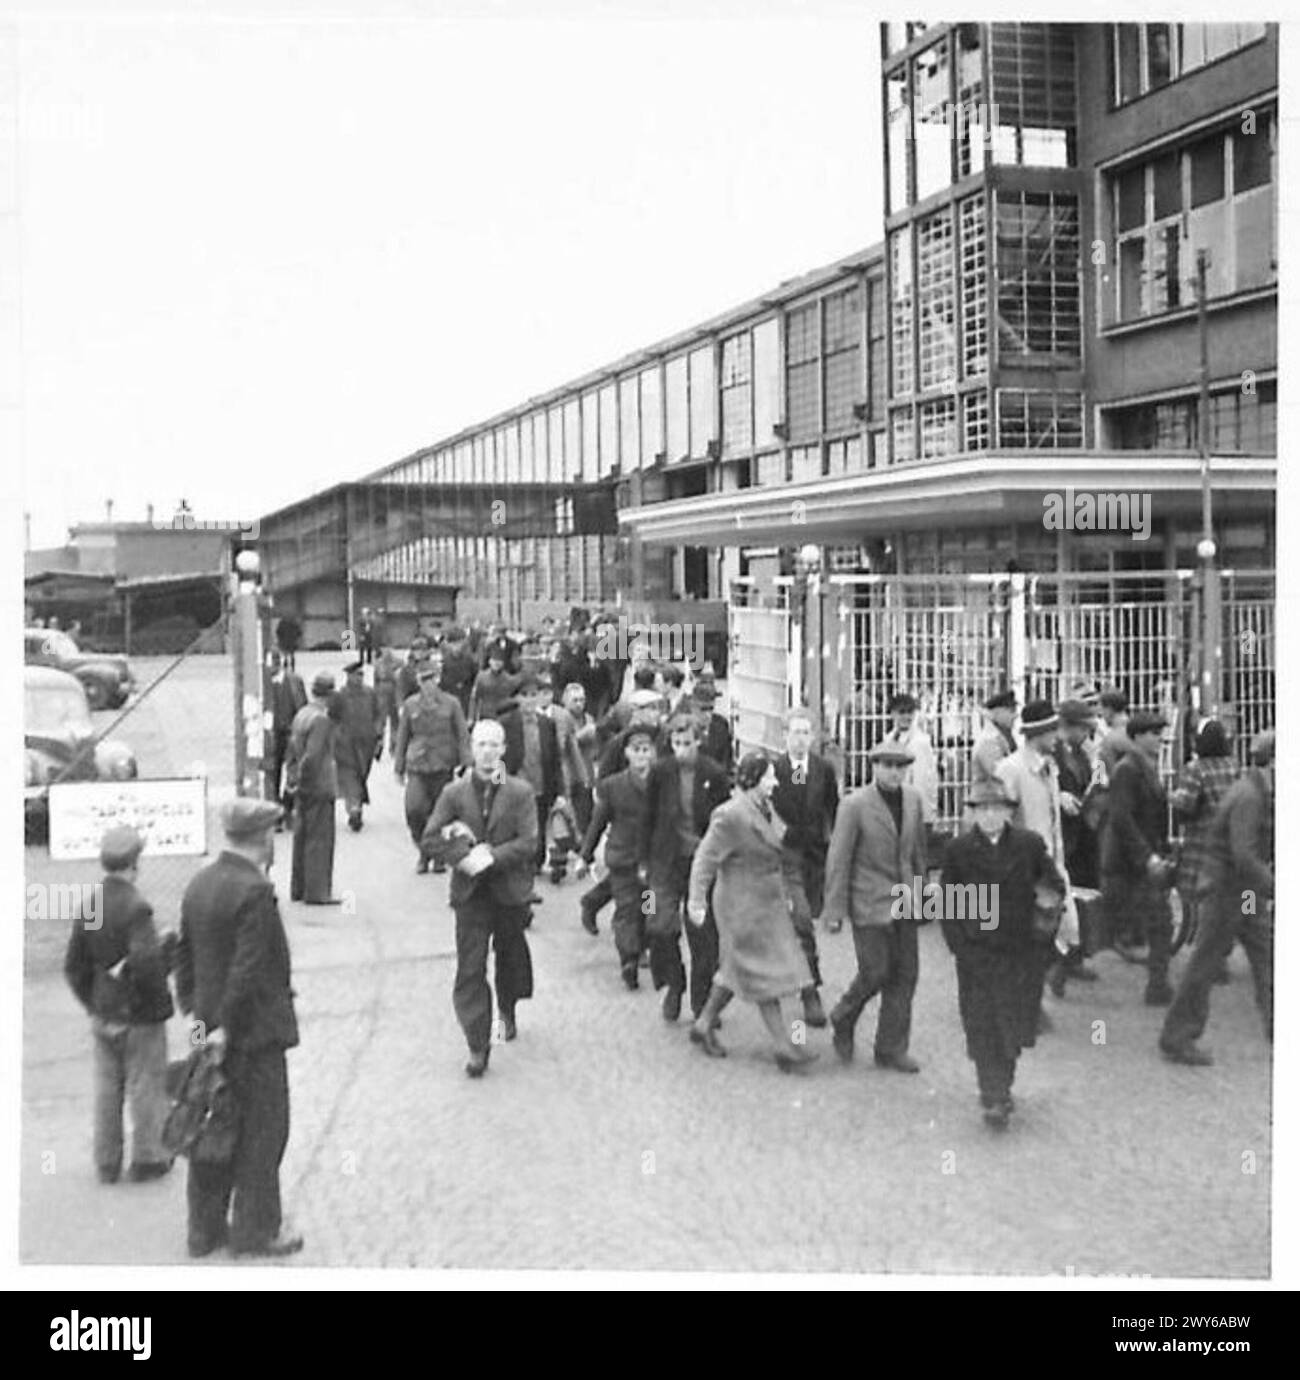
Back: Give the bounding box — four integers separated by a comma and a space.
284, 671, 340, 905
940, 778, 1066, 1129
263, 648, 307, 827
496, 673, 563, 875
175, 798, 302, 1257
333, 660, 384, 831
423, 719, 538, 1077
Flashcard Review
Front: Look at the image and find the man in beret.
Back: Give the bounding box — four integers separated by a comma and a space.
395, 652, 471, 875
284, 672, 341, 905
176, 797, 302, 1257
823, 741, 928, 1073
333, 661, 384, 832
64, 824, 175, 1184
940, 779, 1067, 1129
1101, 710, 1177, 1001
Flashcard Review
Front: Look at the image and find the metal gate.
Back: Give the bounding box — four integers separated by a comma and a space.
728, 580, 796, 757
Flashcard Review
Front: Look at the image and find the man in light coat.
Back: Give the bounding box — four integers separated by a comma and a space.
878, 692, 939, 826
823, 741, 929, 1073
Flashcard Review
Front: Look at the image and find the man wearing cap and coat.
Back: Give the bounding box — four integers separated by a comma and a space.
64, 824, 175, 1184
284, 672, 340, 905
264, 649, 307, 826
176, 797, 302, 1257
823, 741, 929, 1072
971, 690, 1019, 784
940, 779, 1067, 1128
879, 693, 939, 828
394, 650, 472, 874
1053, 698, 1104, 983
333, 661, 384, 832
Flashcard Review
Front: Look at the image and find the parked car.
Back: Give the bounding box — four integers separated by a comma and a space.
24, 627, 134, 709
24, 667, 137, 844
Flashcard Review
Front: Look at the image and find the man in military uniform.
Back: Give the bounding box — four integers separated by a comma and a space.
176, 798, 302, 1257
285, 671, 340, 905
333, 660, 384, 832
394, 653, 471, 874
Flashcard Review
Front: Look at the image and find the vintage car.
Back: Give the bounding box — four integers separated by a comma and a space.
24, 627, 135, 710
24, 666, 137, 843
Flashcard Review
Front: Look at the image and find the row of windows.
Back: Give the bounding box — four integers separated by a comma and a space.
890, 388, 1083, 461
1108, 112, 1276, 325
1105, 381, 1277, 453
1112, 23, 1270, 107
378, 284, 883, 488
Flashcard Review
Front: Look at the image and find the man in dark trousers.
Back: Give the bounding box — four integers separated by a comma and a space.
274, 615, 301, 672
940, 779, 1067, 1129
823, 741, 928, 1073
64, 824, 175, 1184
639, 714, 731, 1022
575, 716, 657, 987
263, 649, 306, 828
333, 660, 384, 831
358, 608, 375, 665
497, 672, 564, 876
424, 719, 538, 1077
772, 707, 839, 1030
175, 797, 302, 1257
1160, 730, 1274, 1065
438, 626, 478, 717
394, 654, 472, 874
1050, 697, 1102, 990
1101, 709, 1177, 1002
285, 671, 340, 905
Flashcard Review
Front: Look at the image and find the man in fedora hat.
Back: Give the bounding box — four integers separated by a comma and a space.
940, 779, 1067, 1129
823, 740, 928, 1073
1101, 709, 1177, 1001
176, 797, 303, 1257
64, 823, 175, 1184
334, 660, 384, 832
284, 671, 341, 905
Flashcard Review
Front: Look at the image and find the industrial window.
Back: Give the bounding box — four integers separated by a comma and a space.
886, 67, 911, 214
890, 228, 914, 398
960, 194, 988, 378
1111, 23, 1269, 106
504, 425, 520, 484
866, 276, 887, 422
581, 392, 599, 482
720, 332, 753, 457
913, 40, 952, 201
688, 346, 716, 457
955, 24, 987, 179
548, 406, 565, 483
917, 210, 956, 391
598, 384, 617, 475
891, 407, 916, 464
563, 400, 581, 482
533, 413, 548, 484
471, 435, 484, 484
786, 302, 820, 441
823, 285, 863, 434
919, 396, 957, 459
988, 22, 1076, 169
1107, 380, 1276, 453
665, 355, 689, 461
1107, 111, 1276, 323
789, 445, 821, 483
753, 451, 785, 487
619, 377, 639, 473
640, 367, 662, 468
995, 191, 1080, 359
962, 390, 991, 451
752, 318, 781, 446
996, 389, 1083, 448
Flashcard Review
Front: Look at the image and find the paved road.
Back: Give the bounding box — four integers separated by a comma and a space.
21, 653, 1273, 1275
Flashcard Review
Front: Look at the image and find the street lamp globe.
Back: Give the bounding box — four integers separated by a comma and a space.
1196, 537, 1217, 562
234, 549, 261, 577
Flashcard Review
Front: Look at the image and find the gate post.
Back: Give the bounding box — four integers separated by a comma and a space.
1007, 571, 1027, 696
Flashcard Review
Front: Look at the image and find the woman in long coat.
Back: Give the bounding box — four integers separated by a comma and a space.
687, 753, 818, 1071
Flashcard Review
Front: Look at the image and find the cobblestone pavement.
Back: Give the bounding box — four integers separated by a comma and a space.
21, 653, 1272, 1276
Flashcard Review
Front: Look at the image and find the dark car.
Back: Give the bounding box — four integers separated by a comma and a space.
24, 627, 134, 710
24, 667, 137, 843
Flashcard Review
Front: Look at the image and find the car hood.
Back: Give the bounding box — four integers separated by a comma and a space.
67, 654, 130, 678
26, 730, 98, 780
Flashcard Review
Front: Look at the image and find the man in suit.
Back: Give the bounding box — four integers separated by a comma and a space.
175, 798, 302, 1258
394, 655, 471, 874
691, 681, 733, 769
284, 672, 341, 905
771, 707, 839, 1030
64, 824, 175, 1185
424, 719, 539, 1077
263, 649, 307, 827
496, 672, 564, 875
1101, 709, 1177, 1003
639, 714, 731, 1022
823, 740, 929, 1073
333, 660, 384, 832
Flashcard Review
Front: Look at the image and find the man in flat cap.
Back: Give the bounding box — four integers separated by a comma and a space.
1101, 710, 1177, 1001
1160, 730, 1274, 1065
879, 692, 939, 828
333, 660, 384, 832
971, 689, 1019, 786
395, 650, 471, 874
64, 823, 175, 1184
284, 671, 341, 905
940, 779, 1067, 1129
176, 797, 302, 1257
823, 740, 928, 1073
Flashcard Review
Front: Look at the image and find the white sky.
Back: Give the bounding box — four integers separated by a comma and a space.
8, 0, 882, 548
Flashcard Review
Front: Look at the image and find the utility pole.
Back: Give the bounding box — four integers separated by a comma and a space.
1195, 250, 1221, 720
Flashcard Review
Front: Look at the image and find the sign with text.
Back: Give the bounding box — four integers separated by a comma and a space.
48, 778, 209, 861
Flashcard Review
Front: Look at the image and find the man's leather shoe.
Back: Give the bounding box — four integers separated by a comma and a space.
775, 1045, 819, 1072
580, 902, 599, 936
620, 962, 639, 991
983, 1100, 1011, 1130
689, 1025, 727, 1058
661, 986, 682, 1023
128, 1160, 172, 1183
874, 1051, 921, 1074
465, 1048, 490, 1078
801, 989, 828, 1029
1161, 1041, 1213, 1066
416, 856, 429, 875
188, 1228, 228, 1258
234, 1231, 304, 1259
1145, 983, 1174, 1007
500, 1009, 517, 1042
830, 1016, 854, 1063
